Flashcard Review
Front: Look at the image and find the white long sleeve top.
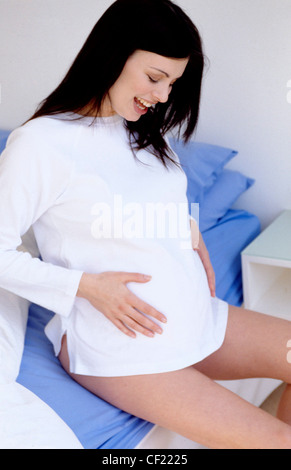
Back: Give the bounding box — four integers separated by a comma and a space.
0, 113, 228, 377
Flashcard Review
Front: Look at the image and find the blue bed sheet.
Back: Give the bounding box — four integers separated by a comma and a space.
17, 208, 260, 449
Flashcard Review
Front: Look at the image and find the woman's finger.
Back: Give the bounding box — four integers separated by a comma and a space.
118, 272, 152, 283
204, 264, 216, 297
127, 306, 164, 335
129, 294, 167, 325
122, 312, 156, 338
112, 318, 137, 338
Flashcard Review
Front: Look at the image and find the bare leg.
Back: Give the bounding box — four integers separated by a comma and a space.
194, 305, 291, 425
59, 305, 291, 449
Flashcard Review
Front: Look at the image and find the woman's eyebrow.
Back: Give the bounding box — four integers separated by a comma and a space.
149, 67, 170, 78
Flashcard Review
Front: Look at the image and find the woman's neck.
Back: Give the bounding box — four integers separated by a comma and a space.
78, 98, 116, 118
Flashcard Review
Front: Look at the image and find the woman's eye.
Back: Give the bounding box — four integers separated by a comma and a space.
148, 76, 158, 83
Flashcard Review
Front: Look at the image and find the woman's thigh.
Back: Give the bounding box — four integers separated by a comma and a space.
194, 305, 291, 382
59, 327, 291, 449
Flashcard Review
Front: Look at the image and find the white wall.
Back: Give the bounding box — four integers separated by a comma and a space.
0, 0, 290, 228
0, 0, 112, 128
183, 0, 291, 229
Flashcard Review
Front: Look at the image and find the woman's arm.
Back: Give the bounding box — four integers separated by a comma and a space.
0, 126, 83, 317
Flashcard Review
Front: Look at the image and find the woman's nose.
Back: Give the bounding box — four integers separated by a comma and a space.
152, 84, 171, 104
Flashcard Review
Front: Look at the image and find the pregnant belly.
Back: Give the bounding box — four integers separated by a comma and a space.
71, 248, 213, 355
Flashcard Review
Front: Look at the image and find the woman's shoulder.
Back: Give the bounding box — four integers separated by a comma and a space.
3, 115, 82, 174
6, 115, 82, 158
16, 114, 80, 142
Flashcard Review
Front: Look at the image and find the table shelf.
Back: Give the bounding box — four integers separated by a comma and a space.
242, 210, 291, 321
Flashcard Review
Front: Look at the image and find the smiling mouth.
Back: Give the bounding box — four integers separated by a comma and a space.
134, 97, 153, 110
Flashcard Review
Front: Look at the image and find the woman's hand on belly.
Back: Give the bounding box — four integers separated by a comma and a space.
76, 271, 167, 338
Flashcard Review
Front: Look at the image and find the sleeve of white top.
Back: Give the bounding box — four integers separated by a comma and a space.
0, 124, 83, 317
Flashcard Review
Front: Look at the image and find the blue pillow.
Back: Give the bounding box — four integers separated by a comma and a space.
169, 138, 238, 201
0, 129, 10, 154
199, 169, 255, 232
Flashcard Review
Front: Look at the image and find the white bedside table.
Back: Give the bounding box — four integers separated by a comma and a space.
242, 210, 291, 320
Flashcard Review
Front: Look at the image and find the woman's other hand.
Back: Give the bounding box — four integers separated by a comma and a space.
190, 218, 216, 297
77, 271, 167, 338
195, 232, 216, 298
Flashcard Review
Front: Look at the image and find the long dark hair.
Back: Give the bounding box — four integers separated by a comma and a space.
29, 0, 205, 167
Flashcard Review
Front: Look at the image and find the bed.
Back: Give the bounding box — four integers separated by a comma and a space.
0, 129, 281, 449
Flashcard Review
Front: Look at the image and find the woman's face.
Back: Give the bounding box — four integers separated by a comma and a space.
101, 50, 189, 120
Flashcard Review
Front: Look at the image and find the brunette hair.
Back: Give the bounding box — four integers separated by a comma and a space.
29, 0, 205, 167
